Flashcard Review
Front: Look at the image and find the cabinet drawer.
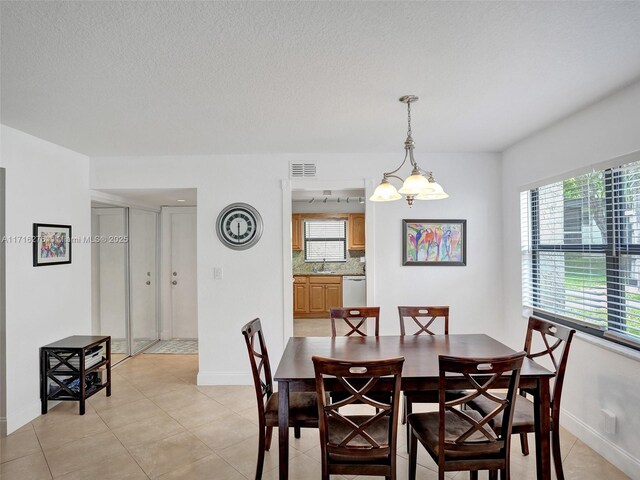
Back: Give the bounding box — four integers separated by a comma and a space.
293, 276, 308, 284
309, 276, 342, 284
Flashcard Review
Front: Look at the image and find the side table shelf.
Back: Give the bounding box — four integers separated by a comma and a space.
40, 335, 112, 415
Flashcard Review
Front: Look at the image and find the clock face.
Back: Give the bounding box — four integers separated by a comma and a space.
216, 203, 263, 250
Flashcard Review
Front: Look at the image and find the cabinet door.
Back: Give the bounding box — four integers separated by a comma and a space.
325, 284, 342, 313
293, 282, 309, 314
348, 213, 366, 250
309, 285, 326, 313
292, 214, 302, 251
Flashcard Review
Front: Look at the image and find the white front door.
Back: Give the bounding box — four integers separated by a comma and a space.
168, 208, 198, 339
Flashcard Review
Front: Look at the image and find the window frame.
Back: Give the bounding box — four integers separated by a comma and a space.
526, 168, 640, 352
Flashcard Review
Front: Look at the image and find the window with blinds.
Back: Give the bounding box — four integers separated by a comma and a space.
304, 220, 347, 262
521, 160, 640, 348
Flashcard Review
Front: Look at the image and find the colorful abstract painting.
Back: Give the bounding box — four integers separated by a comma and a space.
33, 223, 72, 266
402, 219, 466, 266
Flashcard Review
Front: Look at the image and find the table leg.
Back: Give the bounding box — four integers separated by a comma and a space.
278, 381, 290, 480
534, 378, 551, 480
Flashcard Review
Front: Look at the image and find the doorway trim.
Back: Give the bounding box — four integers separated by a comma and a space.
281, 178, 377, 344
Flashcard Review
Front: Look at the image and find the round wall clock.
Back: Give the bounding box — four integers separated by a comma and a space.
216, 203, 264, 250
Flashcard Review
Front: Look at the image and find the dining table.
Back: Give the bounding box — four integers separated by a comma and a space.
273, 334, 555, 480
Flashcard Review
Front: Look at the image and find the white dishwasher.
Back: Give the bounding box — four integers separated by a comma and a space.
342, 275, 366, 307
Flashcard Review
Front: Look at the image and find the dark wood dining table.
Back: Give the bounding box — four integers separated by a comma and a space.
274, 334, 555, 480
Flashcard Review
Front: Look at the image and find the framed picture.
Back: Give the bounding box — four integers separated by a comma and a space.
402, 219, 466, 266
33, 223, 72, 266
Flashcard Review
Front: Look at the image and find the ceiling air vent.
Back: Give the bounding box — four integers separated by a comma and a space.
290, 162, 317, 178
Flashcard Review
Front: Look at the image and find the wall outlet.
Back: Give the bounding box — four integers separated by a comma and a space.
214, 267, 223, 280
602, 409, 617, 434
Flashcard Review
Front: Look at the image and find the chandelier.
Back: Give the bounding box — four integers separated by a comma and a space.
369, 95, 448, 207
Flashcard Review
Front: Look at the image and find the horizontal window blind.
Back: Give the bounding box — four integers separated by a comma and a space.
304, 220, 346, 262
522, 161, 640, 344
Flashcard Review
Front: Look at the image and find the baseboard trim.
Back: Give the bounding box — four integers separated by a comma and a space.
197, 371, 252, 385
561, 408, 640, 478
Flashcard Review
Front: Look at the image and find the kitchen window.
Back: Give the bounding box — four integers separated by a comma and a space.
304, 219, 346, 262
521, 159, 640, 350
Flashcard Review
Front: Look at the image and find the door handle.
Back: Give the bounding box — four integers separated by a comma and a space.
172, 280, 178, 285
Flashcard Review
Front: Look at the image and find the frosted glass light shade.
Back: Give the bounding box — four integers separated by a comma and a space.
416, 181, 449, 200
370, 180, 401, 201
398, 173, 430, 195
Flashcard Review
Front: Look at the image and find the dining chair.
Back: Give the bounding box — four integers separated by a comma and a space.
330, 306, 380, 337
398, 306, 462, 450
408, 351, 526, 480
312, 355, 404, 480
241, 318, 319, 480
467, 316, 575, 480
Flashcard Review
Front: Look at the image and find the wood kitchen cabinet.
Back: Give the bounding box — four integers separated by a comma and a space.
294, 275, 342, 318
348, 213, 365, 250
292, 214, 302, 251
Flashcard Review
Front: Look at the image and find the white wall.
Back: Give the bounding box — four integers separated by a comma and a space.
90, 151, 502, 383
0, 125, 91, 434
502, 80, 640, 478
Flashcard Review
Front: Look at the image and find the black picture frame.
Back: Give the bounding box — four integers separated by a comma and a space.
402, 219, 466, 266
33, 223, 72, 267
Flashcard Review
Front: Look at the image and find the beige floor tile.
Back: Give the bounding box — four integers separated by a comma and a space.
0, 427, 42, 464
156, 453, 245, 480
97, 397, 164, 429
111, 411, 186, 448
35, 411, 109, 452
126, 430, 212, 479
197, 385, 257, 412
54, 451, 148, 480
88, 380, 146, 412
217, 435, 302, 478
43, 431, 128, 478
0, 451, 52, 480
164, 397, 231, 429
131, 377, 192, 398
150, 386, 212, 411
190, 413, 258, 450
562, 439, 631, 480
31, 401, 96, 429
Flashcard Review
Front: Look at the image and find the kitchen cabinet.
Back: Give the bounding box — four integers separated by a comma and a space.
294, 275, 342, 318
348, 213, 365, 250
292, 214, 302, 251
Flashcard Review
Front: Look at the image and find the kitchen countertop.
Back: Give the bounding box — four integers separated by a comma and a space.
293, 273, 364, 276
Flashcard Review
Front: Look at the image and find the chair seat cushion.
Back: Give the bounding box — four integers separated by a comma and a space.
467, 395, 536, 431
265, 392, 319, 426
326, 415, 391, 463
407, 410, 500, 458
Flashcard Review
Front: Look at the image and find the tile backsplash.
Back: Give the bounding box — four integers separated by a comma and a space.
292, 250, 365, 275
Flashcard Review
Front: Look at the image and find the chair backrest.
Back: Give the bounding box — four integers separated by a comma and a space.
437, 352, 526, 459
241, 318, 273, 422
523, 316, 575, 413
398, 305, 449, 336
313, 355, 404, 463
330, 307, 380, 337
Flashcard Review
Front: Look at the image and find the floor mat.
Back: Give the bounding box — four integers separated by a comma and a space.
144, 339, 198, 354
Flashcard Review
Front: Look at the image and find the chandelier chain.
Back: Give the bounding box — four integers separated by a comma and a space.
406, 101, 412, 137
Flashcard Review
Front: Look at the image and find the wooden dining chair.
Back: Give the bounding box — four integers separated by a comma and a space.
241, 318, 319, 480
467, 316, 575, 480
312, 355, 404, 480
408, 351, 526, 480
398, 306, 461, 450
330, 306, 380, 337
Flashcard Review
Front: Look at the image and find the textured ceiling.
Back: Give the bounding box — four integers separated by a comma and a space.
2, 1, 640, 156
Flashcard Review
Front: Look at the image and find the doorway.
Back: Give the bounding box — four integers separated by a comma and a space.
160, 207, 198, 345
290, 188, 367, 337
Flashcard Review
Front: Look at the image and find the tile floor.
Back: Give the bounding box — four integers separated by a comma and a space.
0, 353, 630, 479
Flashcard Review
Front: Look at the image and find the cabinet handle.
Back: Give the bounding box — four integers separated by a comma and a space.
172, 280, 178, 285
146, 281, 151, 285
